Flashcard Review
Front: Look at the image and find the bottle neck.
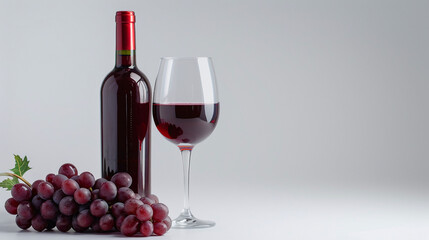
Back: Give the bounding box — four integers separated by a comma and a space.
115, 21, 136, 67
116, 50, 136, 68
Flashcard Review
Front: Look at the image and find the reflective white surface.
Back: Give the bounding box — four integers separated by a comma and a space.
0, 186, 428, 239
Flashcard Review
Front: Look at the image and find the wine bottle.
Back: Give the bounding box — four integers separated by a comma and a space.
101, 11, 151, 196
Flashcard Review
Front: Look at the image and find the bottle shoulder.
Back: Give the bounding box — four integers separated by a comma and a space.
101, 67, 151, 89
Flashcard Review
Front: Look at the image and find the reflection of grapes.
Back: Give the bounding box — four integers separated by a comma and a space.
157, 122, 183, 139
4, 163, 170, 237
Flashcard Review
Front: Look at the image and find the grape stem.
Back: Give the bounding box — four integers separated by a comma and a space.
0, 172, 32, 188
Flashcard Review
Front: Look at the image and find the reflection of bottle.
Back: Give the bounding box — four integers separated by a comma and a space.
101, 11, 151, 196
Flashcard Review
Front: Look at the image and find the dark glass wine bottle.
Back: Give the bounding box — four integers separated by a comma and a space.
101, 11, 151, 196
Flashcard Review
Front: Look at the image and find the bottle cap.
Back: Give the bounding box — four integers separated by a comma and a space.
116, 11, 135, 23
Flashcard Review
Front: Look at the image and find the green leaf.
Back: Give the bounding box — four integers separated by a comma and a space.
10, 155, 31, 177
0, 177, 19, 190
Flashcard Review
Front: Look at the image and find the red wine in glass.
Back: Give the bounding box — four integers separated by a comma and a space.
153, 57, 219, 228
153, 103, 219, 145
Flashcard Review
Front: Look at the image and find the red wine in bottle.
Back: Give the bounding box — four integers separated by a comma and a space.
101, 11, 151, 196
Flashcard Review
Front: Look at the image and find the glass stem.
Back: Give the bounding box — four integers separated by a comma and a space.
180, 148, 193, 216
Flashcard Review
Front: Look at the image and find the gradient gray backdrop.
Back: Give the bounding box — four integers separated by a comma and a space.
0, 1, 428, 239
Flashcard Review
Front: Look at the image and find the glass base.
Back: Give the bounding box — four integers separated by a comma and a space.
172, 209, 215, 229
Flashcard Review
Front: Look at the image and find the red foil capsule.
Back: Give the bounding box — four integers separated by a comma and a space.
116, 11, 135, 51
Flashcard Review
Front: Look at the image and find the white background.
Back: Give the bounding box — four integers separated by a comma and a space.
0, 0, 429, 239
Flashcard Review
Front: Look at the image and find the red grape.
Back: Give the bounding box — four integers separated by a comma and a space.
31, 195, 44, 210
52, 189, 66, 204
46, 220, 56, 230
56, 215, 72, 232
62, 179, 79, 195
140, 196, 155, 205
147, 194, 159, 203
5, 197, 19, 215
124, 198, 143, 215
76, 209, 94, 228
99, 181, 117, 201
74, 188, 91, 204
78, 203, 90, 212
58, 163, 78, 178
163, 216, 172, 230
72, 216, 87, 232
117, 187, 135, 202
11, 183, 32, 202
31, 214, 47, 232
78, 171, 95, 188
91, 218, 102, 232
45, 173, 55, 183
59, 196, 78, 216
140, 221, 154, 237
152, 203, 169, 222
111, 172, 132, 188
153, 222, 168, 236
37, 181, 54, 200
136, 204, 153, 221
115, 214, 126, 231
90, 199, 108, 217
99, 214, 114, 231
52, 174, 68, 190
15, 215, 31, 230
91, 189, 99, 200
111, 202, 125, 218
31, 179, 44, 196
4, 168, 170, 237
94, 178, 107, 189
17, 201, 35, 220
120, 215, 140, 236
40, 200, 58, 220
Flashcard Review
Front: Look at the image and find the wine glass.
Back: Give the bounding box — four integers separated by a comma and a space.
153, 57, 219, 228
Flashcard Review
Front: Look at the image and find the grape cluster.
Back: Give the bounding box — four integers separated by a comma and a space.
4, 163, 171, 237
